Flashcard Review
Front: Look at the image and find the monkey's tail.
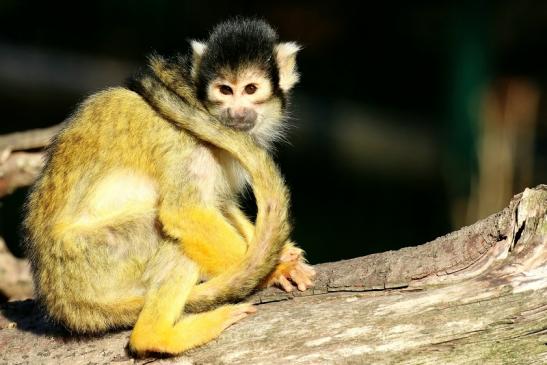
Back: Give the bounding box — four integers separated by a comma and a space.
134, 74, 290, 311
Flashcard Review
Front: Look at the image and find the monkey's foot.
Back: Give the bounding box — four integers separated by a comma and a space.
218, 303, 257, 331
262, 245, 316, 292
129, 303, 256, 357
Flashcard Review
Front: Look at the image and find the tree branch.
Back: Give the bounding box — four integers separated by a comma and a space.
0, 124, 63, 197
0, 152, 46, 198
1, 185, 546, 364
0, 124, 63, 152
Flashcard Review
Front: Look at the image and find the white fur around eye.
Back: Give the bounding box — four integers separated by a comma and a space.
207, 81, 233, 103
235, 69, 272, 102
245, 82, 271, 102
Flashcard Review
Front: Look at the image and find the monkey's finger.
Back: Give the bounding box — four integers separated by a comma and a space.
294, 262, 315, 281
294, 265, 315, 289
242, 305, 257, 314
222, 303, 258, 331
289, 269, 310, 291
299, 268, 314, 287
277, 275, 294, 292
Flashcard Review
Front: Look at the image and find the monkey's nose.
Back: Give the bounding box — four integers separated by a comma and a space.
227, 107, 257, 130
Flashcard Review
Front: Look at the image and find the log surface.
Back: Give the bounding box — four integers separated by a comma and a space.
1, 186, 546, 364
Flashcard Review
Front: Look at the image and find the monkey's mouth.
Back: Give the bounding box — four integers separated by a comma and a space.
223, 120, 255, 132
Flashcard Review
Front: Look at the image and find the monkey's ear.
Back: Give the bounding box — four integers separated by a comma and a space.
275, 42, 301, 92
190, 40, 207, 79
191, 40, 207, 58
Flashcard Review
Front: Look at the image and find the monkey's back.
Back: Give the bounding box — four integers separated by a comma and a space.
24, 87, 196, 332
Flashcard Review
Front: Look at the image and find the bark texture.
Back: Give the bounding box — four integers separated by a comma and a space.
1, 185, 546, 364
0, 239, 32, 301
0, 125, 62, 197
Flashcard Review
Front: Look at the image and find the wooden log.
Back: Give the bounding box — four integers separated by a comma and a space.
0, 124, 63, 197
1, 185, 546, 364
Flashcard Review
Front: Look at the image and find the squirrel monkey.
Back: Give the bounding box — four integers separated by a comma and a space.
24, 18, 314, 356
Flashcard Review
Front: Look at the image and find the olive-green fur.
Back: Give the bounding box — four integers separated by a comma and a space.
25, 58, 290, 333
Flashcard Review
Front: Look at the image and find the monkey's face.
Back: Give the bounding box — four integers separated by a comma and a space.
193, 34, 300, 147
205, 67, 284, 145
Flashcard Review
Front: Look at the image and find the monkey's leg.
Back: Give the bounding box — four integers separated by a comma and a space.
224, 204, 315, 292
129, 244, 255, 356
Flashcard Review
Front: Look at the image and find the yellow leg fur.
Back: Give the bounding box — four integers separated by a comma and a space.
129, 245, 255, 356
131, 304, 256, 356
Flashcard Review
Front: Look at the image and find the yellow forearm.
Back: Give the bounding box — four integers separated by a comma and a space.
161, 205, 248, 278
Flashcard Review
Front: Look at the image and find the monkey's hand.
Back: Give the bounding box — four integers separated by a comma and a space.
261, 243, 316, 292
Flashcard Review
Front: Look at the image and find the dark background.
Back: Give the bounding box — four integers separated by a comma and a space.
1, 1, 546, 264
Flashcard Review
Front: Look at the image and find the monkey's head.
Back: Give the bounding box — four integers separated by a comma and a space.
191, 18, 300, 148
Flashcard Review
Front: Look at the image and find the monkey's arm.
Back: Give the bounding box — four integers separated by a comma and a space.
160, 203, 249, 278
156, 161, 249, 278
131, 79, 291, 312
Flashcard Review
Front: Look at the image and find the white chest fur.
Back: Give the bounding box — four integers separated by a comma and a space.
186, 144, 249, 206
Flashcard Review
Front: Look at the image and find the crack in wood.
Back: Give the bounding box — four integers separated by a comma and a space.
519, 328, 547, 338
430, 329, 488, 346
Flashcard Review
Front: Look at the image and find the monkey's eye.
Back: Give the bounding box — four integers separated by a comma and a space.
244, 84, 257, 95
219, 85, 233, 95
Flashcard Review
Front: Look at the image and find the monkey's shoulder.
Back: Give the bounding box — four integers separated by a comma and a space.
68, 87, 169, 136
58, 87, 193, 151
39, 88, 202, 187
